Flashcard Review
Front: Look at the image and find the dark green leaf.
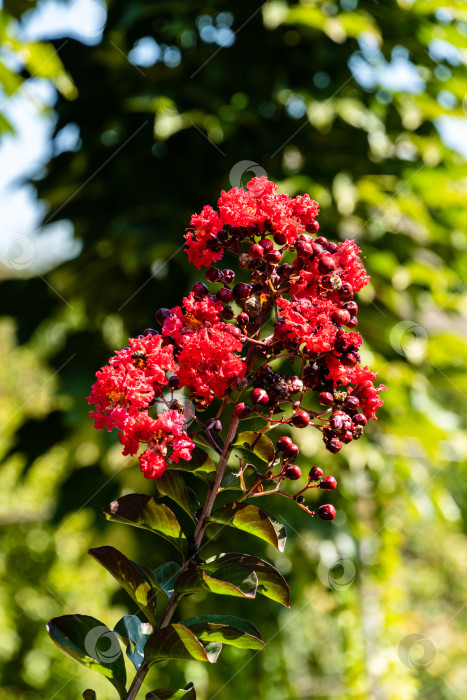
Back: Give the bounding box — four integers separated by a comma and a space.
179, 615, 261, 639
156, 471, 195, 521
114, 615, 153, 671
146, 682, 196, 699
192, 433, 217, 452
180, 616, 265, 650
83, 691, 97, 700
103, 494, 187, 555
219, 472, 242, 491
139, 561, 181, 598
89, 547, 156, 624
46, 615, 126, 698
205, 553, 290, 607
207, 503, 286, 551
169, 446, 217, 483
175, 564, 257, 599
144, 624, 221, 664
232, 431, 275, 463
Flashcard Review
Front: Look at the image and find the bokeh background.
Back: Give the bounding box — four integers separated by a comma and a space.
1, 0, 467, 698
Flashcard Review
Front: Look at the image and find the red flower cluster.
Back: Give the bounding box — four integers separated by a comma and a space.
87, 333, 194, 478
161, 292, 246, 405
186, 177, 320, 270
89, 176, 385, 519
120, 409, 194, 479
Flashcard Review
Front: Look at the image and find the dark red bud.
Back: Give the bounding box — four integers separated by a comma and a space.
296, 241, 314, 258
259, 238, 274, 252
277, 436, 293, 451
233, 283, 252, 300
344, 395, 359, 410
192, 281, 209, 299
326, 437, 342, 453
221, 269, 235, 284
341, 352, 358, 367
278, 263, 294, 277
318, 255, 336, 274
332, 309, 351, 326
309, 466, 323, 480
340, 430, 354, 444
318, 392, 334, 406
237, 312, 249, 327
234, 402, 251, 419
320, 475, 337, 491
249, 243, 264, 259
305, 221, 319, 233
318, 504, 336, 520
265, 249, 282, 265
283, 443, 299, 460
217, 287, 234, 303
344, 301, 358, 316
205, 266, 223, 283
339, 282, 353, 299
274, 232, 288, 245
155, 308, 171, 325
353, 413, 367, 426
291, 410, 310, 428
251, 388, 269, 405
284, 464, 301, 480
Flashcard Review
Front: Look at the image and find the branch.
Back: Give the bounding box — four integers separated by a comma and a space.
193, 412, 240, 547
123, 412, 240, 699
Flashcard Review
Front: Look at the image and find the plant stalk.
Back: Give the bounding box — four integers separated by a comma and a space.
125, 661, 149, 700
193, 412, 240, 547
123, 412, 240, 699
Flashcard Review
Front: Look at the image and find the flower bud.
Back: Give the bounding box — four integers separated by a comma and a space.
284, 464, 301, 480
309, 466, 323, 481
318, 504, 336, 520
234, 403, 251, 419
320, 475, 337, 491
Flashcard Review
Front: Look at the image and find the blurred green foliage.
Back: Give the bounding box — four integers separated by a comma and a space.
1, 0, 467, 698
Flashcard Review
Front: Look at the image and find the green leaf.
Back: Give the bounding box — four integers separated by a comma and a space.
192, 432, 217, 451
83, 691, 97, 700
46, 615, 126, 698
169, 446, 217, 483
219, 472, 243, 491
146, 682, 196, 699
180, 616, 265, 650
232, 431, 275, 463
175, 564, 258, 599
205, 553, 290, 607
207, 503, 286, 552
144, 624, 221, 664
139, 561, 181, 598
114, 615, 153, 671
103, 494, 187, 555
89, 547, 156, 624
156, 471, 195, 521
180, 614, 260, 638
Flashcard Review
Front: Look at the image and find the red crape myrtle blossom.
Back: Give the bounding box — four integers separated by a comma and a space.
87, 333, 194, 479
87, 334, 177, 430
88, 175, 385, 521
176, 325, 246, 405
161, 292, 247, 406
120, 409, 194, 479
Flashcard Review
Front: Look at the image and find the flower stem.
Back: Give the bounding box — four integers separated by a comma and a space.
193, 412, 240, 547
125, 661, 149, 700
123, 413, 240, 699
